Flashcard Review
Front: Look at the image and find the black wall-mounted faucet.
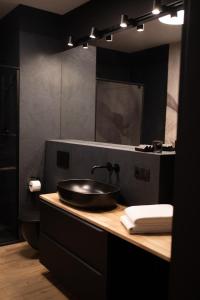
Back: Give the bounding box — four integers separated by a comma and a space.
91, 162, 120, 185
91, 162, 113, 175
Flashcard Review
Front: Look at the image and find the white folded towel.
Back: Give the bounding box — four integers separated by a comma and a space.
120, 204, 173, 234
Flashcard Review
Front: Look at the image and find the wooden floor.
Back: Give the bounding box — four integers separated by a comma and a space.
0, 242, 71, 300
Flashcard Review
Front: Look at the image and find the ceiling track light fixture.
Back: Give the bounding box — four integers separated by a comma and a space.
67, 3, 184, 50
105, 34, 113, 42
120, 14, 128, 28
83, 42, 89, 49
67, 35, 73, 47
89, 26, 97, 39
152, 0, 162, 15
137, 24, 144, 32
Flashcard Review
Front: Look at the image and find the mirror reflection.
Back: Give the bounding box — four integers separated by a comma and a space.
61, 17, 182, 146
95, 79, 143, 145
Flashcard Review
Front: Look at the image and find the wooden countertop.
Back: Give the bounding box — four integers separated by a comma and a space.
40, 193, 172, 262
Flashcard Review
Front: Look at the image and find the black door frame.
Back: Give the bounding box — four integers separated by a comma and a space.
169, 1, 200, 299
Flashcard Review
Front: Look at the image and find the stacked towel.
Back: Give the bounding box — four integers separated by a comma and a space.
120, 204, 173, 234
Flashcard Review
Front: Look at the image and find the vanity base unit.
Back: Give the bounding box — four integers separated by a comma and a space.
40, 200, 169, 300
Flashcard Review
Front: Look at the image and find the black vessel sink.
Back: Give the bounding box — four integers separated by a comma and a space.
57, 179, 120, 210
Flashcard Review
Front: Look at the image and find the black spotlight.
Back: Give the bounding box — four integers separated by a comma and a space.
105, 34, 113, 42
137, 24, 144, 32
89, 27, 97, 39
83, 42, 89, 49
120, 14, 128, 28
152, 0, 162, 15
67, 35, 73, 47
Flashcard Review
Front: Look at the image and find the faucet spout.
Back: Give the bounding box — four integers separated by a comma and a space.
91, 162, 113, 175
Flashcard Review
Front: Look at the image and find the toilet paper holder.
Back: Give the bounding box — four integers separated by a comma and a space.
28, 177, 42, 193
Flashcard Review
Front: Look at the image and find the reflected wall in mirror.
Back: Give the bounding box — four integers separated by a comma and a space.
94, 18, 182, 145
61, 16, 182, 146
95, 79, 143, 145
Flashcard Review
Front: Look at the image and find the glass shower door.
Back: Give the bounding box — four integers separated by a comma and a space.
0, 66, 19, 245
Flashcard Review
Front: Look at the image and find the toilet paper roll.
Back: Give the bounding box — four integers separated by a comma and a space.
29, 180, 41, 192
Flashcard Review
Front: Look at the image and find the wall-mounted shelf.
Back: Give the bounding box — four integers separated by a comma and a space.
0, 166, 16, 172
0, 133, 16, 137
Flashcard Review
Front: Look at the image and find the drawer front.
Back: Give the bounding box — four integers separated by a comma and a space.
40, 201, 107, 273
40, 233, 107, 300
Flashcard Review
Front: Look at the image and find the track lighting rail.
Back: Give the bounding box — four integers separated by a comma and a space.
66, 1, 184, 49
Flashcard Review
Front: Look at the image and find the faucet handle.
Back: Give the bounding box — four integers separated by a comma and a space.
106, 162, 113, 173
113, 163, 120, 173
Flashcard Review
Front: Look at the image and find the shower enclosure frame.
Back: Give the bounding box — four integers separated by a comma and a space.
0, 64, 19, 246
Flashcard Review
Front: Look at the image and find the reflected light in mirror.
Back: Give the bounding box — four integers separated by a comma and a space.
83, 42, 89, 49
67, 35, 73, 47
90, 27, 97, 39
120, 14, 128, 28
152, 8, 161, 15
106, 34, 113, 42
152, 0, 162, 15
159, 10, 184, 25
137, 24, 144, 32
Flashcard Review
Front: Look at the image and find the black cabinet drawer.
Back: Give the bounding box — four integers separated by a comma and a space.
40, 201, 107, 273
40, 233, 107, 300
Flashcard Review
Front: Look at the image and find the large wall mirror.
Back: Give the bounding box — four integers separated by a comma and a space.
61, 13, 182, 147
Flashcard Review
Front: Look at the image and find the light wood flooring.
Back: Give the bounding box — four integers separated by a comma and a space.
0, 242, 71, 300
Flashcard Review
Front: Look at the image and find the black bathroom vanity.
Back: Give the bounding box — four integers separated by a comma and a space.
40, 193, 170, 300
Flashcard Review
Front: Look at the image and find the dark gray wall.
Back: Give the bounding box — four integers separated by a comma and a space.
0, 5, 64, 216
61, 46, 96, 140
19, 31, 61, 215
97, 47, 133, 82
0, 10, 19, 67
18, 30, 96, 216
44, 140, 175, 206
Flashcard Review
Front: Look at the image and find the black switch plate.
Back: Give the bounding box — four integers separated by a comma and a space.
135, 166, 150, 182
57, 151, 69, 169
